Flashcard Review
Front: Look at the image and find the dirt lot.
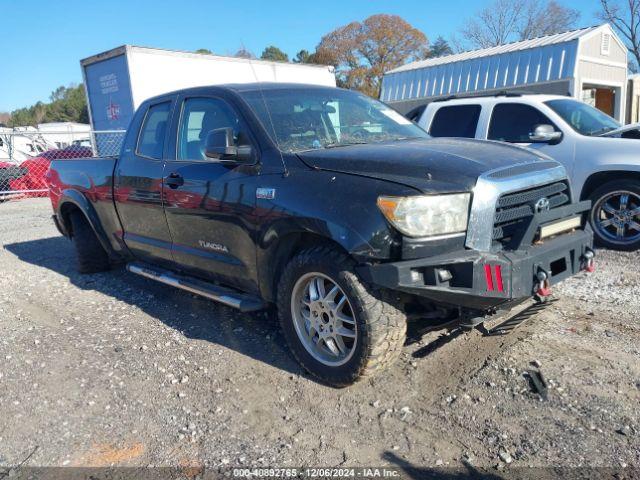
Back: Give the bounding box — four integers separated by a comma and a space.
1, 198, 639, 477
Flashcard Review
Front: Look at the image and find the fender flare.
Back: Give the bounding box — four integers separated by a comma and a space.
255, 216, 391, 302
259, 216, 382, 260
56, 189, 117, 258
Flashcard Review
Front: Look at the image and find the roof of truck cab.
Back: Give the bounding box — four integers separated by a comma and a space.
227, 82, 344, 92
141, 83, 347, 103
172, 82, 345, 94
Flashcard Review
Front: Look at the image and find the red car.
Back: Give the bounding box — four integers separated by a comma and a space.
0, 161, 28, 195
9, 146, 92, 196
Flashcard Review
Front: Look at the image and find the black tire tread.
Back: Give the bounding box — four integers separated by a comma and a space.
277, 245, 407, 386
69, 211, 110, 273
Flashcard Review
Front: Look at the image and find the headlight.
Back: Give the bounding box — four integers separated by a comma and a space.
377, 193, 470, 238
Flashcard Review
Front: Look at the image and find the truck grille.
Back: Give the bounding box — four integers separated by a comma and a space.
493, 181, 570, 244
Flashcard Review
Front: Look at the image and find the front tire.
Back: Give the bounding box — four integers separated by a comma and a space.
69, 211, 111, 273
588, 180, 640, 251
277, 246, 407, 387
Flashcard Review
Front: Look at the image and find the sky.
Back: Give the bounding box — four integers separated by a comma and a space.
1, 0, 603, 112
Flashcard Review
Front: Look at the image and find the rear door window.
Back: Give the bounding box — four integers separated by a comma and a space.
136, 101, 171, 159
488, 103, 558, 142
429, 104, 481, 138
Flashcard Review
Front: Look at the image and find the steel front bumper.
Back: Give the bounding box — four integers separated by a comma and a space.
358, 229, 593, 311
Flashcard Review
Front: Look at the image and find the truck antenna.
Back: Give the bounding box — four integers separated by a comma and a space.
247, 58, 289, 177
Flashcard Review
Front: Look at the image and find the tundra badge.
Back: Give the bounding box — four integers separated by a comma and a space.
198, 240, 229, 253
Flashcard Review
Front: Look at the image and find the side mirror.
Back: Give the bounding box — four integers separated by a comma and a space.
204, 127, 253, 162
529, 124, 562, 144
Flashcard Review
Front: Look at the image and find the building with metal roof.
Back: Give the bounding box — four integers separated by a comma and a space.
381, 24, 629, 122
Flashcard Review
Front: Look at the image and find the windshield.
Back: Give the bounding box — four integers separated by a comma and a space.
545, 99, 620, 136
239, 87, 429, 153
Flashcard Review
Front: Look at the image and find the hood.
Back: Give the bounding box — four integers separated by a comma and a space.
296, 137, 551, 193
599, 122, 640, 138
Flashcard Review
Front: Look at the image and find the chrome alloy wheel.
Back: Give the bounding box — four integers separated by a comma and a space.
290, 272, 357, 367
592, 190, 640, 245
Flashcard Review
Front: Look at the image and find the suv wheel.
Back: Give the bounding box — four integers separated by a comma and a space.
588, 180, 640, 251
69, 211, 111, 273
277, 246, 407, 387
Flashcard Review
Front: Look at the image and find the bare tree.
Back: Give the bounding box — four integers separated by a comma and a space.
462, 0, 524, 48
462, 0, 580, 49
448, 33, 468, 54
599, 0, 640, 70
519, 1, 580, 40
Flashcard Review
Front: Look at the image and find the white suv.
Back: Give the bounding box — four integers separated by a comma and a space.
416, 94, 640, 250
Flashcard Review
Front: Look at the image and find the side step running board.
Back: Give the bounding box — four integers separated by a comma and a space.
126, 262, 265, 312
478, 298, 553, 336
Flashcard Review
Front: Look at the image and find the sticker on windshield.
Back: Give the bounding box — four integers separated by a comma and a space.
380, 109, 412, 125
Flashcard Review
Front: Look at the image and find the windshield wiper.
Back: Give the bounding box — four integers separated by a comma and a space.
589, 126, 617, 136
324, 141, 368, 149
391, 136, 425, 141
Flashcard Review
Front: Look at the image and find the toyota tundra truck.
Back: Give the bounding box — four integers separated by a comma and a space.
47, 83, 594, 386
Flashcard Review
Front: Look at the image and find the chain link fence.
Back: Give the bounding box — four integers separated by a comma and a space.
0, 130, 125, 200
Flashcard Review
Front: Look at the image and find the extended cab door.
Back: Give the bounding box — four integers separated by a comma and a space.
114, 97, 175, 265
162, 95, 260, 293
486, 102, 576, 175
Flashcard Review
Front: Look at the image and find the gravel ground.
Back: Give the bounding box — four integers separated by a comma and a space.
1, 198, 639, 478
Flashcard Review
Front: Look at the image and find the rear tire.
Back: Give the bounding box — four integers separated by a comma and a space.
277, 246, 407, 387
588, 179, 640, 251
69, 211, 110, 273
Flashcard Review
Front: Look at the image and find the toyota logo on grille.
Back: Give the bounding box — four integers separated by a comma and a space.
535, 197, 551, 213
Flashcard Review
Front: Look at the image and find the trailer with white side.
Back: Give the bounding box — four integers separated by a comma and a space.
36, 122, 92, 148
80, 45, 336, 153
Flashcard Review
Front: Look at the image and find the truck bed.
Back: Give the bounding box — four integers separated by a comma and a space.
48, 156, 117, 206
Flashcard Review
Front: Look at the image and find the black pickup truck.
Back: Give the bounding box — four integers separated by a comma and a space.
48, 83, 594, 386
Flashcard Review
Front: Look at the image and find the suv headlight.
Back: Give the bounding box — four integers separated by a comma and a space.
377, 193, 471, 238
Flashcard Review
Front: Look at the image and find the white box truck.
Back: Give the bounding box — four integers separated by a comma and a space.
80, 45, 336, 137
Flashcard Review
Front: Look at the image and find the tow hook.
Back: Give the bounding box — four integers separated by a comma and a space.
535, 269, 552, 297
582, 249, 595, 273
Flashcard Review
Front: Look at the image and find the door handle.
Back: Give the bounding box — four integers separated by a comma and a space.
165, 172, 184, 189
